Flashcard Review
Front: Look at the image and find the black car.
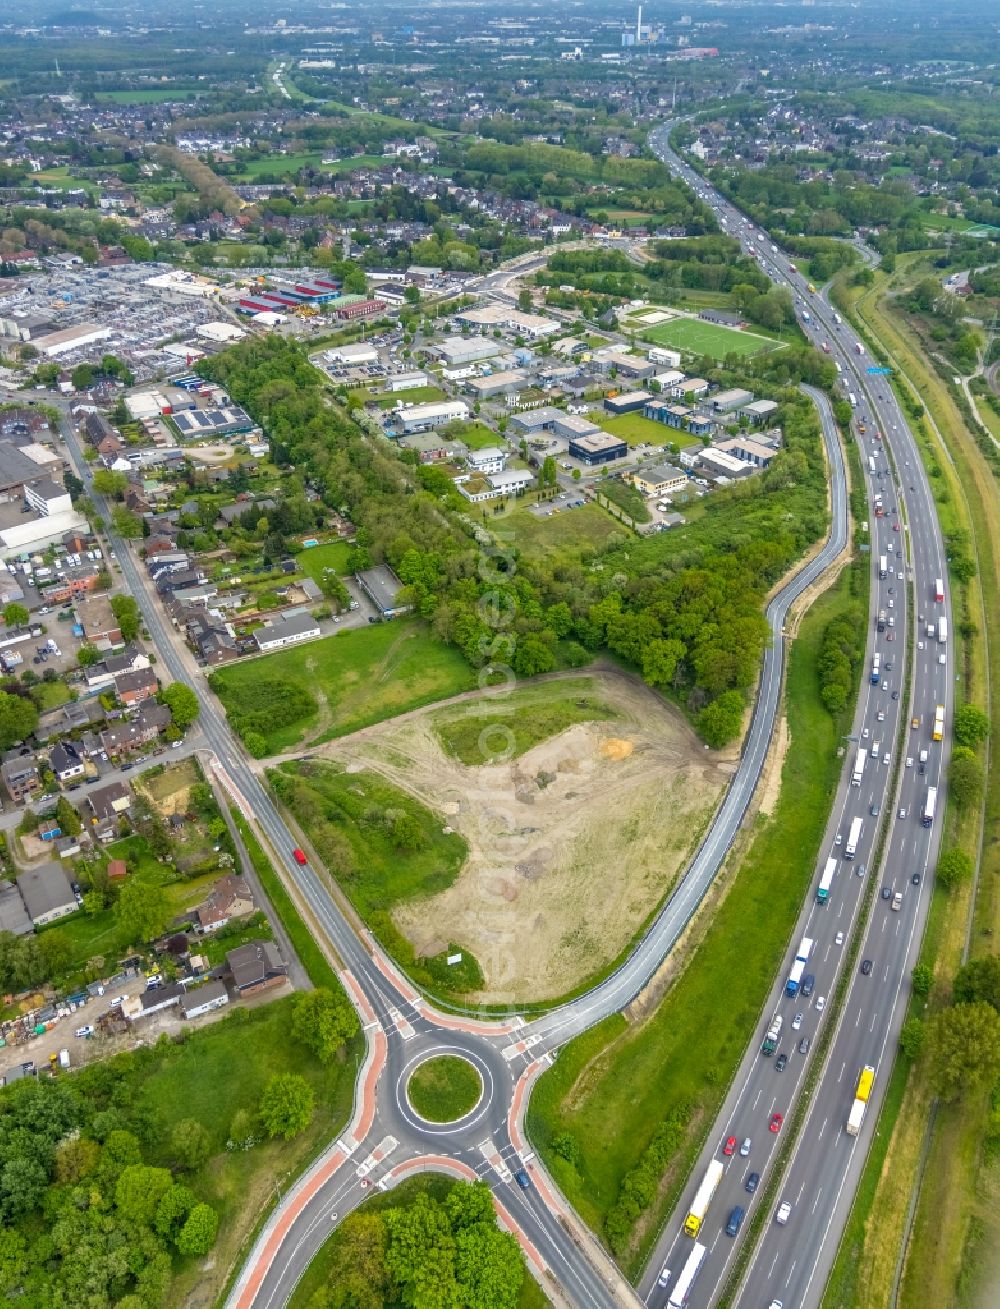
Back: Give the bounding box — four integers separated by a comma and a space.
861, 959, 874, 976
892, 691, 900, 701
775, 1052, 789, 1071
912, 872, 922, 885
745, 1171, 760, 1194
881, 887, 892, 900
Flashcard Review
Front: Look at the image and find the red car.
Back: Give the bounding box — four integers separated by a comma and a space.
292, 848, 308, 866
723, 1135, 737, 1157
769, 1113, 784, 1134
893, 522, 900, 531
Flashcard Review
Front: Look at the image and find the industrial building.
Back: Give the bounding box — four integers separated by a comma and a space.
33, 322, 113, 357
438, 336, 501, 367
335, 298, 386, 320
626, 463, 688, 497
741, 399, 780, 423
397, 400, 469, 433
172, 407, 254, 439
568, 432, 628, 466
355, 565, 409, 618
466, 370, 528, 400
604, 391, 653, 416
697, 448, 755, 481
709, 387, 754, 414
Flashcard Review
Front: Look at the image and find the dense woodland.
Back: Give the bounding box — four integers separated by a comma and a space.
199, 336, 829, 747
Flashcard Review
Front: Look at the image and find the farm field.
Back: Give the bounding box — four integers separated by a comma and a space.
596, 410, 700, 449
209, 619, 477, 755
638, 315, 777, 360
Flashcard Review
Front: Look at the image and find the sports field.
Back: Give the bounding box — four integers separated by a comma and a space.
639, 315, 777, 360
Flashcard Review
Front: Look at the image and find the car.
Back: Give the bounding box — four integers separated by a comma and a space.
883, 752, 891, 765
792, 1012, 803, 1031
746, 1170, 760, 1194
769, 1112, 783, 1133
775, 1051, 789, 1071
888, 599, 894, 608
885, 660, 893, 670
906, 757, 913, 768
892, 690, 900, 700
108, 995, 128, 1007
835, 832, 843, 846
769, 1302, 784, 1309
912, 715, 921, 729
815, 995, 826, 1011
882, 886, 892, 900
893, 522, 900, 531
657, 1265, 672, 1288
912, 872, 922, 885
726, 1205, 746, 1237
898, 807, 907, 819
878, 710, 885, 721
870, 802, 880, 817
862, 727, 870, 739
776, 1201, 792, 1225
861, 959, 874, 976
514, 1168, 531, 1190
835, 932, 845, 949
723, 1135, 737, 1156
74, 1025, 94, 1038
938, 652, 947, 666
738, 1136, 752, 1158
292, 848, 308, 866
799, 1037, 811, 1055
918, 640, 924, 650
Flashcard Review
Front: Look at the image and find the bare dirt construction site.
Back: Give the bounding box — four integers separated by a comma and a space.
317, 670, 733, 1003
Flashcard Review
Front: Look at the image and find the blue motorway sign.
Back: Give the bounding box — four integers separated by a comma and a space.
866, 366, 892, 375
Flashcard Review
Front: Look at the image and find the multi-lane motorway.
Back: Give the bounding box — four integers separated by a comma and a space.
641, 125, 953, 1309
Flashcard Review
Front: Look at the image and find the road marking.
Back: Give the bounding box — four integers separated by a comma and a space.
387, 1008, 415, 1041
355, 1136, 399, 1179
855, 1008, 862, 1027
785, 1260, 798, 1288
812, 1186, 824, 1214
478, 1140, 512, 1183
768, 1252, 780, 1277
796, 1180, 806, 1202
818, 1116, 828, 1141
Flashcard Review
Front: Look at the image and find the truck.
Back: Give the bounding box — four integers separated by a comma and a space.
848, 391, 858, 408
818, 856, 837, 904
852, 750, 866, 786
683, 1162, 724, 1236
762, 1012, 783, 1057
58, 1049, 70, 1070
801, 310, 812, 323
856, 342, 865, 356
878, 554, 888, 580
923, 786, 938, 828
668, 1241, 707, 1309
934, 578, 945, 603
938, 617, 948, 644
845, 816, 864, 859
846, 1065, 875, 1136
933, 705, 945, 742
868, 455, 877, 475
788, 262, 798, 273
833, 311, 843, 325
786, 935, 815, 997
871, 653, 881, 686
877, 609, 886, 633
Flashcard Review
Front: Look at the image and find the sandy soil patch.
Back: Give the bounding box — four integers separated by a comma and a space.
317, 672, 729, 1003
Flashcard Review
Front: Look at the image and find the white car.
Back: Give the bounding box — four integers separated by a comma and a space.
776, 1201, 792, 1225
835, 931, 844, 946
906, 757, 913, 768
862, 727, 870, 739
657, 1265, 672, 1288
878, 710, 885, 721
74, 1025, 94, 1038
918, 641, 924, 650
835, 832, 843, 846
815, 995, 826, 1012
792, 1012, 803, 1030
938, 653, 947, 665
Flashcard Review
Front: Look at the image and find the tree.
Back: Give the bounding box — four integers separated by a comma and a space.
170, 1118, 211, 1171
911, 962, 933, 999
953, 956, 1000, 1012
936, 848, 973, 890
161, 682, 200, 731
110, 595, 141, 642
697, 691, 744, 749
55, 795, 82, 837
115, 1163, 173, 1226
384, 1192, 459, 1306
517, 288, 533, 314
114, 877, 169, 945
92, 469, 128, 500
404, 283, 421, 305
512, 636, 555, 677
71, 363, 95, 391
259, 1073, 315, 1140
77, 643, 100, 667
953, 704, 989, 749
112, 505, 144, 538
0, 689, 38, 750
949, 753, 983, 809
154, 1183, 197, 1239
177, 1202, 219, 1256
291, 988, 359, 1064
2, 602, 28, 628
925, 1001, 1000, 1102
899, 1017, 925, 1060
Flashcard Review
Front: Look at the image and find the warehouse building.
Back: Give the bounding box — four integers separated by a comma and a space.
34, 323, 112, 357
438, 336, 501, 367
466, 370, 528, 400
355, 565, 409, 618
604, 390, 653, 416
568, 432, 628, 466
172, 407, 254, 439
741, 399, 780, 424
709, 387, 754, 414
626, 463, 688, 497
398, 400, 469, 433
552, 413, 602, 441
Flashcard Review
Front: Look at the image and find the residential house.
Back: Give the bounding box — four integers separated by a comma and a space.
253, 610, 321, 653
17, 861, 77, 927
114, 667, 158, 707
180, 979, 229, 1020
227, 940, 288, 994
107, 858, 128, 881
75, 595, 122, 647
100, 701, 171, 758
1, 752, 40, 804
50, 741, 86, 785
197, 875, 255, 933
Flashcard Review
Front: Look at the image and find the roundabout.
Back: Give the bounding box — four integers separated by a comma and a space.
397, 1045, 493, 1133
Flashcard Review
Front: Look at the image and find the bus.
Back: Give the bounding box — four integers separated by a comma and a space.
871, 653, 881, 686
684, 1161, 724, 1236
818, 857, 837, 904
852, 749, 866, 786
669, 1241, 708, 1309
933, 705, 945, 742
878, 554, 888, 579
786, 935, 814, 997
923, 786, 938, 828
845, 816, 864, 859
934, 578, 945, 603
848, 391, 858, 408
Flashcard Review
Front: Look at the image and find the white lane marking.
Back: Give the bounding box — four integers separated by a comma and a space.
817, 1116, 828, 1142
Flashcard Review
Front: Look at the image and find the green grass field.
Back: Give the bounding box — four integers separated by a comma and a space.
209, 620, 477, 754
596, 411, 699, 449
30, 167, 98, 195
446, 419, 502, 450
528, 567, 859, 1272
433, 679, 613, 765
370, 384, 447, 408
497, 502, 626, 565
96, 88, 206, 103
294, 540, 353, 584
639, 315, 776, 360
234, 153, 385, 180
407, 1056, 482, 1121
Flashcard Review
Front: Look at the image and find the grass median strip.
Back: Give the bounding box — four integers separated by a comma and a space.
407, 1056, 483, 1122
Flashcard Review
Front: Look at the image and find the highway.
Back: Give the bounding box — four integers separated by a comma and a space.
641, 124, 953, 1309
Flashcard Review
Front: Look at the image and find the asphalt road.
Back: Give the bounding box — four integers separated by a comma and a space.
640, 124, 953, 1309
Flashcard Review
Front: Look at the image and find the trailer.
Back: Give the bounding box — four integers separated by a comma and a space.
786, 935, 815, 997
762, 1011, 783, 1057
923, 786, 938, 828
878, 554, 888, 579
933, 705, 945, 741
852, 750, 866, 786
683, 1162, 724, 1236
871, 653, 881, 686
938, 617, 948, 644
845, 816, 864, 859
669, 1241, 708, 1309
818, 857, 837, 904
934, 578, 945, 603
846, 1065, 875, 1136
